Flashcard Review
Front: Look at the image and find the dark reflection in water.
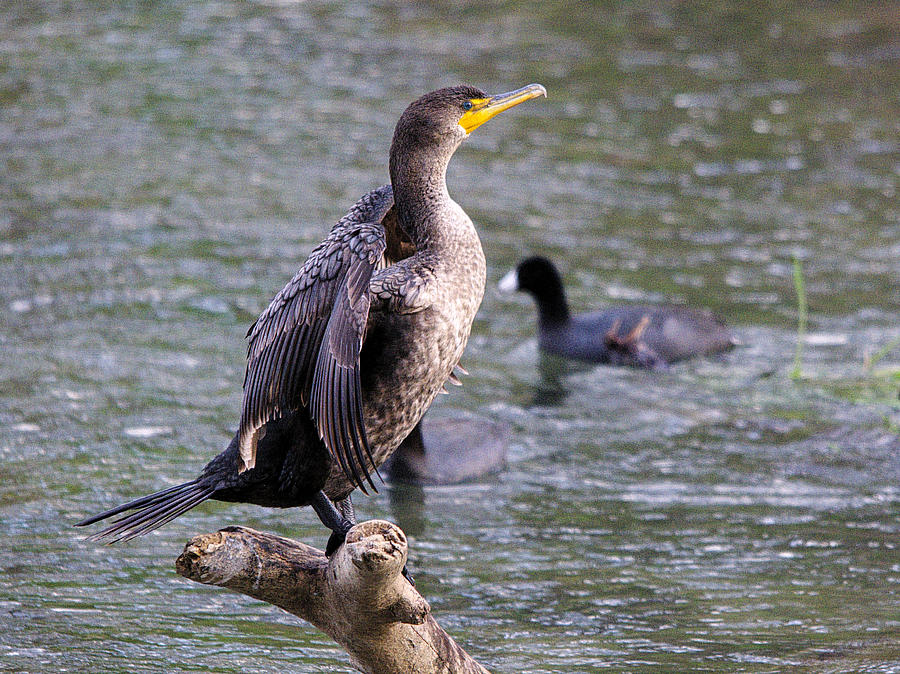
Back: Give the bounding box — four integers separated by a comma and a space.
533, 353, 581, 407
1, 1, 898, 672
387, 483, 427, 538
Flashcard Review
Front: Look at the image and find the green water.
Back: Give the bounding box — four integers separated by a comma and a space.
1, 1, 898, 672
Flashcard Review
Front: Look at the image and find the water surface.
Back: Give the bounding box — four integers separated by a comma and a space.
1, 1, 898, 672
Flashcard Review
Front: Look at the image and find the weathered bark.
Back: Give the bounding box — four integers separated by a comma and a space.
175, 520, 489, 674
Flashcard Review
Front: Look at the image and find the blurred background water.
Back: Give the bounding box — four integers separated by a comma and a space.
1, 1, 898, 671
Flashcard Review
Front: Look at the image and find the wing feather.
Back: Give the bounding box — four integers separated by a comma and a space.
237, 185, 393, 477
308, 249, 382, 493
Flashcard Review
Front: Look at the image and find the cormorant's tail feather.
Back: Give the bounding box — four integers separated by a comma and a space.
75, 480, 216, 544
75, 480, 200, 526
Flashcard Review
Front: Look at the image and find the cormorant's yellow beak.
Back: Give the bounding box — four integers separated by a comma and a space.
459, 83, 547, 135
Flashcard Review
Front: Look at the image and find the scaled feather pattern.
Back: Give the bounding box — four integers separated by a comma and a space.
238, 186, 393, 492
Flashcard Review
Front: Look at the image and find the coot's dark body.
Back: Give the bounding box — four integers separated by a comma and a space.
500, 256, 735, 369
543, 303, 734, 367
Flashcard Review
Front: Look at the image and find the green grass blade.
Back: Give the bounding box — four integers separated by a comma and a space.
791, 255, 807, 380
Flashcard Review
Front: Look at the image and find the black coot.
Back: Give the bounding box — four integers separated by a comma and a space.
499, 256, 736, 369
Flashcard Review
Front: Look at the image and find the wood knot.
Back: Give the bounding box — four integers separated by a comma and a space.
174, 531, 233, 583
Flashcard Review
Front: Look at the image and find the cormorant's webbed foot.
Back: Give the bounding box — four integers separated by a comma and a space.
326, 529, 348, 557
311, 492, 415, 584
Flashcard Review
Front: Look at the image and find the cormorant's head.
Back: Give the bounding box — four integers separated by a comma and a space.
391, 84, 546, 165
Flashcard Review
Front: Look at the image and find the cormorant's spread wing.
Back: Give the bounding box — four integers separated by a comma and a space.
308, 243, 380, 493
238, 186, 393, 487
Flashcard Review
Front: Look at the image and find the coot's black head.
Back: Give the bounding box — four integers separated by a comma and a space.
499, 256, 570, 323
499, 256, 562, 295
389, 84, 547, 182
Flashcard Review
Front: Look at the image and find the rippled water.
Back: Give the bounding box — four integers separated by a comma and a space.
2, 1, 898, 672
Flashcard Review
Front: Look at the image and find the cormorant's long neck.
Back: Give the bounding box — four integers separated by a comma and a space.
534, 276, 571, 326
389, 139, 456, 250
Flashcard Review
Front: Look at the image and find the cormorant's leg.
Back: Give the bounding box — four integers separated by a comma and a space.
326, 496, 357, 556
335, 496, 356, 525
310, 491, 352, 556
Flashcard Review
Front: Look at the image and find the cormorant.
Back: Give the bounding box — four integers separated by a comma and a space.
76, 84, 546, 554
499, 256, 736, 368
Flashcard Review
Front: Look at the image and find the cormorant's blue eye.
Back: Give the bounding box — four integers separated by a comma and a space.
462, 100, 473, 111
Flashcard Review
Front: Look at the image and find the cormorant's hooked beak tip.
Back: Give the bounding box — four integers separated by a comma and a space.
459, 83, 547, 135
527, 83, 549, 99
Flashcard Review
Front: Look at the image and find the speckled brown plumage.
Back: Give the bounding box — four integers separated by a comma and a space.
76, 84, 545, 546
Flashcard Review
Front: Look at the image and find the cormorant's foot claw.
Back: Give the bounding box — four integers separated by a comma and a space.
402, 564, 415, 587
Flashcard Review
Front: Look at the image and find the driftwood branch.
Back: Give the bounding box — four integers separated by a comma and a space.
175, 520, 489, 674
